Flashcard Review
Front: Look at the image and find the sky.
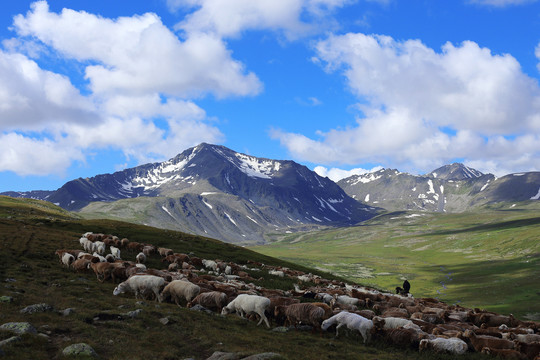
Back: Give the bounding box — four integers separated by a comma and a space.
2, 0, 540, 192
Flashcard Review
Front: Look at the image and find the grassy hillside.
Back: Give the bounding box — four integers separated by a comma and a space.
0, 196, 491, 360
252, 202, 540, 320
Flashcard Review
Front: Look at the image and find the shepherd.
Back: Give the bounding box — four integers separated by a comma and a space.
396, 280, 410, 296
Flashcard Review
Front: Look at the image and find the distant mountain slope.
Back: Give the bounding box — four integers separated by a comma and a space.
338, 163, 540, 212
2, 143, 377, 244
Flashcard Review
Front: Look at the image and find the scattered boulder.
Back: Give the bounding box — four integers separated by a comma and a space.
0, 322, 37, 335
20, 303, 54, 314
60, 308, 75, 316
0, 336, 21, 348
271, 327, 289, 333
206, 352, 239, 360
242, 353, 281, 360
125, 309, 143, 318
189, 304, 214, 315
62, 343, 99, 358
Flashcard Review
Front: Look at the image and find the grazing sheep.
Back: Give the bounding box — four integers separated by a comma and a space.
188, 291, 228, 312
379, 327, 427, 349
268, 297, 300, 325
373, 316, 419, 330
202, 259, 218, 272
279, 303, 326, 333
315, 293, 334, 305
90, 262, 116, 282
221, 294, 271, 328
94, 241, 106, 255
514, 341, 540, 360
463, 329, 515, 352
113, 275, 165, 302
419, 337, 469, 355
332, 294, 363, 309
161, 280, 201, 306
322, 311, 373, 343
510, 333, 540, 344
61, 253, 75, 268
71, 258, 91, 272
110, 246, 121, 260
158, 247, 174, 257
136, 252, 146, 264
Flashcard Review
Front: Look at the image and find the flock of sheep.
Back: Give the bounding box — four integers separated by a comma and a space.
55, 232, 540, 359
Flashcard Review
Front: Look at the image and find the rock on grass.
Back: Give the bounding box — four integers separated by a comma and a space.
62, 343, 99, 358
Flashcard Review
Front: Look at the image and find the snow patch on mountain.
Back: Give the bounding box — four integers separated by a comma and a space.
531, 187, 540, 200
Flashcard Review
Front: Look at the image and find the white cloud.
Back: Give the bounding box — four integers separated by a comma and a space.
314, 165, 383, 181
0, 50, 97, 131
274, 33, 540, 175
0, 1, 232, 176
468, 0, 537, 7
13, 1, 262, 98
0, 133, 84, 176
173, 0, 357, 39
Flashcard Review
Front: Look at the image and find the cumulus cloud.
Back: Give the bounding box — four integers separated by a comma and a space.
13, 1, 262, 98
0, 1, 238, 176
0, 133, 84, 176
0, 50, 97, 131
314, 165, 383, 181
172, 0, 357, 39
274, 33, 540, 176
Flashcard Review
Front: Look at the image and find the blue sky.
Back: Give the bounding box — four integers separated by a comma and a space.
2, 0, 540, 192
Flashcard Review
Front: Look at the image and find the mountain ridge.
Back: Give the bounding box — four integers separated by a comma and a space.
2, 143, 377, 244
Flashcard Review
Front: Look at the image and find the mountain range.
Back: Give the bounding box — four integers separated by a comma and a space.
338, 163, 540, 212
3, 144, 539, 243
2, 143, 376, 244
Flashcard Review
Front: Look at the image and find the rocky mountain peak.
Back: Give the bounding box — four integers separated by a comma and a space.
427, 163, 484, 181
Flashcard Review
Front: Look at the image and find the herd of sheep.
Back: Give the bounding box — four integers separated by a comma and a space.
55, 232, 540, 359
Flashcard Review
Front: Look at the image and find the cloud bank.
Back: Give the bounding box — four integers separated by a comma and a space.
273, 33, 540, 176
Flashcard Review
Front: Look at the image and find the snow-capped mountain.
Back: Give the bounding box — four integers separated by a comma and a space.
2, 143, 377, 244
427, 163, 484, 181
337, 163, 540, 212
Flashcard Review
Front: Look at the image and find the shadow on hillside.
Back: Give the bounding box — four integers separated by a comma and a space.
421, 217, 540, 236
416, 257, 540, 316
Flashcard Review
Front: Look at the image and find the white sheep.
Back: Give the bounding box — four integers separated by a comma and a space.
161, 280, 201, 306
268, 269, 284, 277
110, 246, 121, 259
333, 294, 362, 308
94, 241, 106, 255
419, 337, 468, 355
221, 294, 271, 328
202, 259, 218, 272
92, 252, 107, 262
61, 253, 75, 267
372, 316, 420, 331
322, 311, 374, 343
113, 275, 165, 302
315, 293, 334, 305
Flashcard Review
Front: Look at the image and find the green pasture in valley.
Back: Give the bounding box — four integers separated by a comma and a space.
251, 203, 540, 320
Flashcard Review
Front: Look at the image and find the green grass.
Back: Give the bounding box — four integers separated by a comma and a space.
251, 204, 540, 320
0, 196, 495, 359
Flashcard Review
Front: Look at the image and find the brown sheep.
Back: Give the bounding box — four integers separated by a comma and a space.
463, 329, 515, 352
279, 303, 326, 333
481, 347, 528, 360
187, 291, 228, 312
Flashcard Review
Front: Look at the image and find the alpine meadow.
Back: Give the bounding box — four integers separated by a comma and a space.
2, 1, 540, 359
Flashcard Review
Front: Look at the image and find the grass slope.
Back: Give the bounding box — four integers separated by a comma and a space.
252, 203, 540, 320
0, 196, 490, 360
